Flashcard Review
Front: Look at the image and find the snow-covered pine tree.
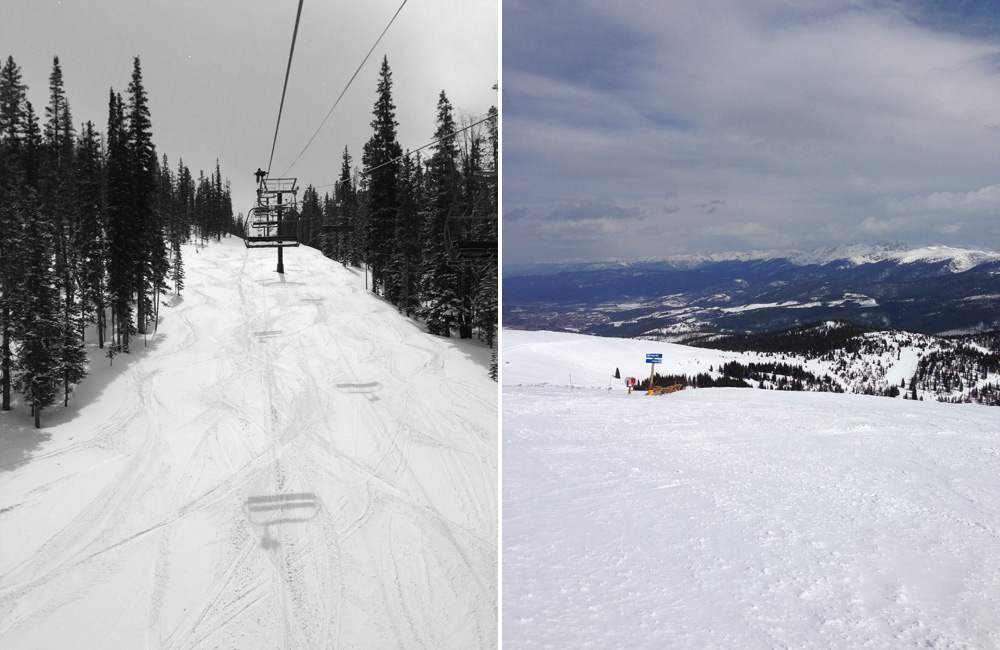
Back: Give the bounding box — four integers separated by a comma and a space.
420, 91, 462, 337
75, 120, 107, 348
299, 185, 322, 249
22, 100, 43, 188
126, 57, 166, 337
319, 193, 337, 260
390, 153, 422, 317
479, 106, 499, 349
361, 57, 402, 296
0, 55, 28, 410
457, 117, 491, 340
172, 243, 184, 294
12, 189, 62, 428
334, 146, 361, 267
43, 57, 87, 408
175, 159, 194, 243
195, 169, 208, 244
105, 89, 135, 354
158, 154, 176, 245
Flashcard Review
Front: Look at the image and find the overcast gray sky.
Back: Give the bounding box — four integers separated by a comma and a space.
3, 0, 497, 218
503, 0, 1000, 266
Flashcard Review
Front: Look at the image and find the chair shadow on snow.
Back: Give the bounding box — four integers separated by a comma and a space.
244, 492, 319, 551
335, 380, 382, 402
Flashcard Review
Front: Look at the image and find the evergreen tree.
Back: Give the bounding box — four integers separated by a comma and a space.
75, 120, 107, 348
389, 153, 421, 316
172, 244, 185, 294
175, 159, 194, 243
319, 193, 337, 259
0, 56, 26, 149
43, 57, 87, 407
21, 100, 43, 188
12, 189, 62, 428
420, 91, 462, 336
125, 57, 164, 336
470, 106, 498, 349
457, 118, 490, 339
0, 55, 28, 410
361, 57, 402, 295
299, 185, 322, 249
334, 146, 361, 266
105, 89, 135, 354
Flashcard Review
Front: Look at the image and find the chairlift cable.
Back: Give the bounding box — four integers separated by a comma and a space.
312, 115, 493, 189
358, 115, 493, 178
266, 0, 306, 177
279, 0, 409, 178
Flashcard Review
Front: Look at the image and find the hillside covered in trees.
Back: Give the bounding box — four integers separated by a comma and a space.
677, 321, 1000, 406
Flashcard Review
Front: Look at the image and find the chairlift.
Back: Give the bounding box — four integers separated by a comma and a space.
243, 173, 300, 250
321, 220, 353, 233
445, 213, 497, 267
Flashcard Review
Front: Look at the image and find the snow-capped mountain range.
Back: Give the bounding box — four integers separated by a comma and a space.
508, 242, 1000, 276
669, 242, 1000, 273
504, 242, 1000, 336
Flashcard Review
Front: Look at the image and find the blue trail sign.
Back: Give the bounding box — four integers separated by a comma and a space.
645, 353, 662, 395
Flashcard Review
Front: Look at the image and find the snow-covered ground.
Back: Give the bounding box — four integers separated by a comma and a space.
0, 238, 497, 649
502, 329, 1000, 649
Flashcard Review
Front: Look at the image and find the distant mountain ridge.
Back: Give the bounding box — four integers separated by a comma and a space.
504, 242, 1000, 336
507, 242, 1000, 276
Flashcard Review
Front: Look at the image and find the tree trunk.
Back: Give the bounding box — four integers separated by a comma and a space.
136, 272, 146, 335
98, 302, 105, 349
34, 404, 41, 429
1, 307, 10, 411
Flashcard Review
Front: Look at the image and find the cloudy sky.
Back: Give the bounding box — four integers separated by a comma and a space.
503, 0, 1000, 267
3, 0, 497, 217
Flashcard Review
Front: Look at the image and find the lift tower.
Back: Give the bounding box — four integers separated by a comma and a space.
243, 169, 299, 274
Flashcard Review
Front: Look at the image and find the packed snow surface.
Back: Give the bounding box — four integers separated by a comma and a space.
502, 329, 1000, 649
0, 238, 497, 649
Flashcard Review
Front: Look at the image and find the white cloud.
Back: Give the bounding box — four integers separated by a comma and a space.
504, 0, 1000, 261
887, 184, 1000, 215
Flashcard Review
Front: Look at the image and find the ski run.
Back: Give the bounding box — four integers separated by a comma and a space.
503, 328, 1000, 649
0, 238, 498, 649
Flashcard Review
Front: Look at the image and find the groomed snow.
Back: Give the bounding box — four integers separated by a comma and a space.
0, 238, 497, 649
502, 329, 1000, 649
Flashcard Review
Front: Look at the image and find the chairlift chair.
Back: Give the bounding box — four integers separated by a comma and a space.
445, 213, 497, 267
242, 175, 300, 249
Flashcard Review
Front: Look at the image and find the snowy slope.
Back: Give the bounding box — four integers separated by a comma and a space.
502, 329, 755, 390
502, 330, 1000, 649
0, 237, 497, 649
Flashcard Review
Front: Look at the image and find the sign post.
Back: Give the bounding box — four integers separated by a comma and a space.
645, 353, 662, 395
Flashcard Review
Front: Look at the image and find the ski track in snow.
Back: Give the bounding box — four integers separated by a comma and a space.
503, 330, 1000, 649
0, 239, 497, 649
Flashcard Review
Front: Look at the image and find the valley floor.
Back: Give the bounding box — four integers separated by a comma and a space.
0, 238, 497, 649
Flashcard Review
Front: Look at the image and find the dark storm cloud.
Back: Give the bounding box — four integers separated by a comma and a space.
696, 200, 726, 215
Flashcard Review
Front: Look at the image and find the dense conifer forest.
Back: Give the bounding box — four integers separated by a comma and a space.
0, 55, 238, 427
0, 53, 497, 427
264, 57, 499, 379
